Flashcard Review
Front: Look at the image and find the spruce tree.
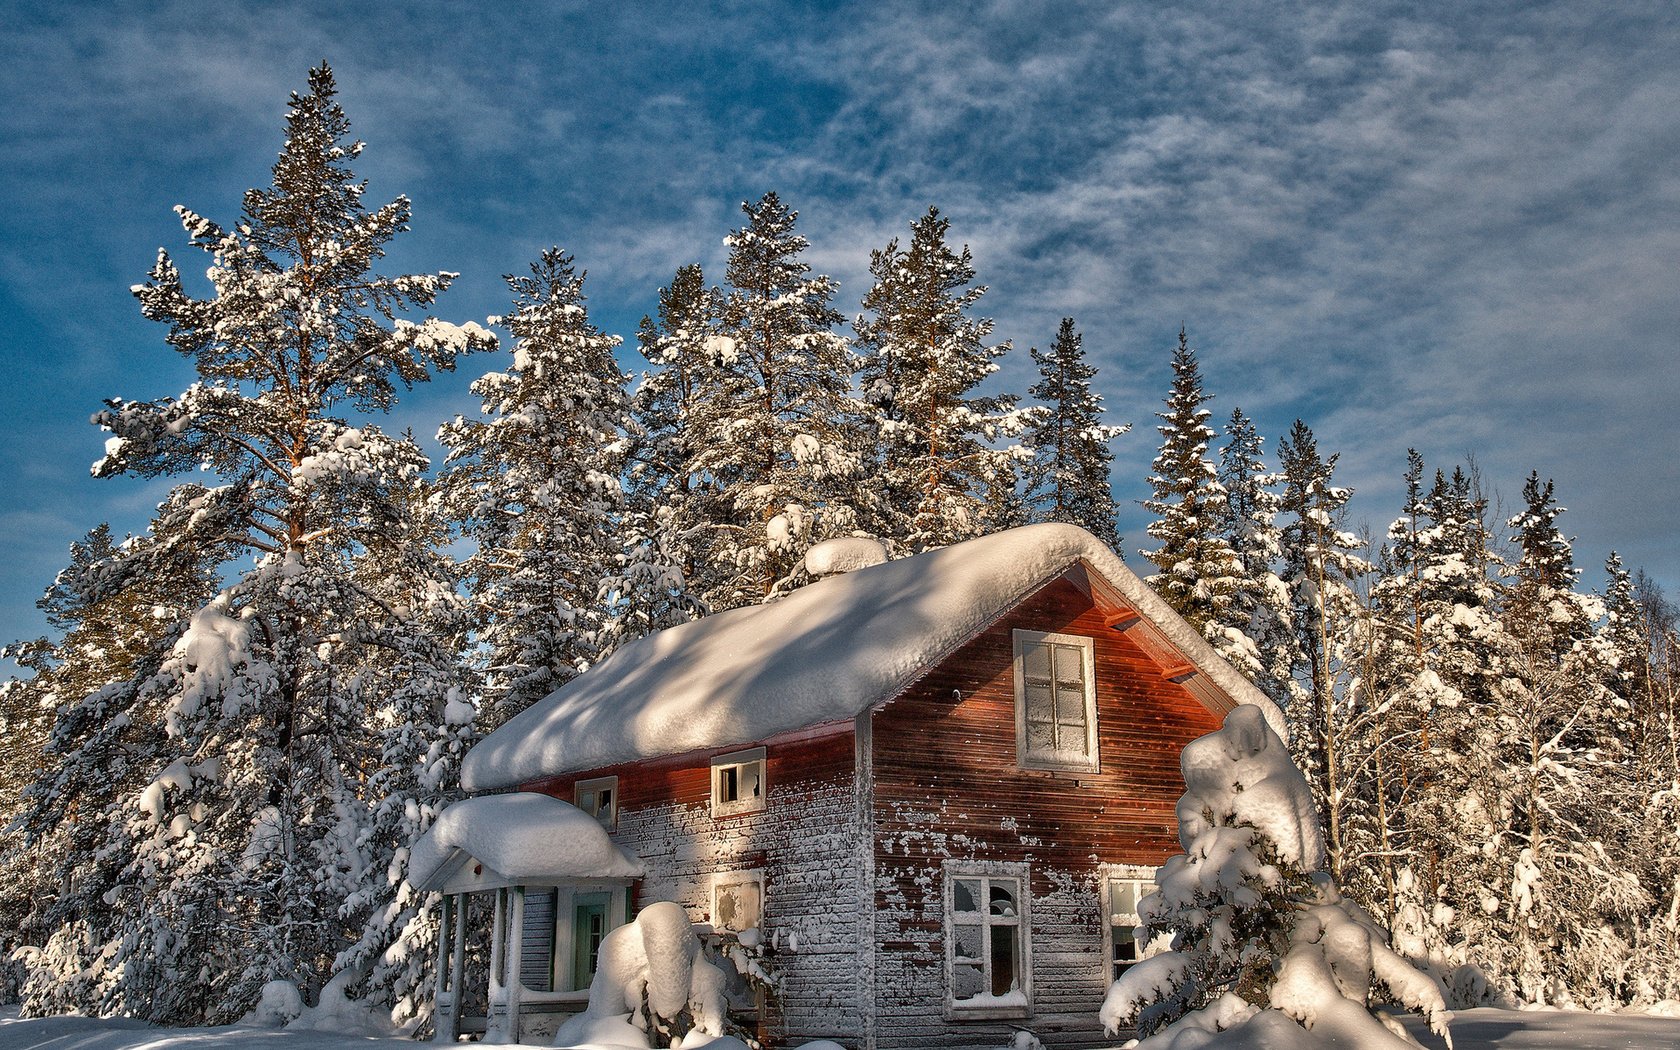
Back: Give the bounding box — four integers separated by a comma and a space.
1022, 317, 1128, 551
689, 193, 864, 606
1273, 420, 1368, 878
19, 64, 494, 1022
439, 248, 630, 722
1212, 408, 1292, 704
619, 263, 721, 637
855, 206, 1020, 549
1140, 328, 1242, 630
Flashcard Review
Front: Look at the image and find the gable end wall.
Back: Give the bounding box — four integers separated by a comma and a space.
869, 575, 1224, 1050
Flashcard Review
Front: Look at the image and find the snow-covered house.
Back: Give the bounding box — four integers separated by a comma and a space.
411, 523, 1285, 1048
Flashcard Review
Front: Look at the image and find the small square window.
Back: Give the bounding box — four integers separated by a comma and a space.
575, 776, 618, 830
711, 747, 767, 817
1013, 630, 1099, 772
1101, 866, 1158, 983
943, 860, 1031, 1019
712, 870, 765, 933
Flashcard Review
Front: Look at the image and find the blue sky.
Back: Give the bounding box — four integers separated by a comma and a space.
2, 0, 1677, 647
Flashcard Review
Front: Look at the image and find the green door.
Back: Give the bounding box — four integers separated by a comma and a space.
572, 893, 611, 991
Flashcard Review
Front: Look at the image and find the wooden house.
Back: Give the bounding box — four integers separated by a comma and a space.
410, 523, 1284, 1048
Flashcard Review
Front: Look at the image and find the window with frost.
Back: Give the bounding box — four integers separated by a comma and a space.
1013, 629, 1099, 771
1102, 866, 1157, 982
712, 870, 764, 933
711, 747, 766, 817
944, 861, 1031, 1018
575, 776, 618, 829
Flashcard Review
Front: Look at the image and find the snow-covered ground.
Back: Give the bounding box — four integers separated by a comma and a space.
6, 1007, 1680, 1050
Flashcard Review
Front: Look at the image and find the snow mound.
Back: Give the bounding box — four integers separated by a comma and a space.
553, 901, 728, 1048
465, 523, 1283, 789
1176, 704, 1324, 869
803, 536, 888, 576
407, 792, 643, 890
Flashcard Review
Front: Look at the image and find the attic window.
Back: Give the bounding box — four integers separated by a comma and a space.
711, 747, 767, 817
1013, 630, 1099, 772
574, 776, 618, 830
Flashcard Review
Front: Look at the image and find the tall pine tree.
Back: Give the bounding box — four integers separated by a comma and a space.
439, 248, 630, 723
855, 206, 1021, 549
1140, 328, 1242, 630
1022, 317, 1127, 550
18, 64, 493, 1023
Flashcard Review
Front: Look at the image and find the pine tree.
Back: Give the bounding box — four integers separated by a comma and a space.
439, 248, 629, 722
1140, 328, 1242, 630
1022, 317, 1128, 550
619, 263, 722, 637
687, 193, 864, 606
1211, 409, 1292, 704
855, 206, 1020, 549
1273, 420, 1368, 881
1491, 474, 1643, 1004
18, 64, 495, 1023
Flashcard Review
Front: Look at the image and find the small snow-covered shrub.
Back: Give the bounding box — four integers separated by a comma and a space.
1100, 705, 1454, 1049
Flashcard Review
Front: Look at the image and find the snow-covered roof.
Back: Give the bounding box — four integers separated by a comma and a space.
407, 792, 644, 891
463, 523, 1285, 791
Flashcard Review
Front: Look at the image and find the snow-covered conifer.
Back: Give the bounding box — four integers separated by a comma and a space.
1100, 705, 1452, 1049
1140, 328, 1243, 631
16, 64, 494, 1023
1211, 409, 1292, 704
439, 248, 629, 721
855, 206, 1022, 549
619, 263, 721, 637
1022, 317, 1128, 551
687, 193, 865, 606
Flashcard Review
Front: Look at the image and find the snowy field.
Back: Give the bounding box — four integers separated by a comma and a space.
6, 1008, 1680, 1050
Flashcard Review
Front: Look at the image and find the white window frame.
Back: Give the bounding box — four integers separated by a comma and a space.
711, 868, 766, 933
1100, 864, 1160, 984
1013, 629, 1100, 772
574, 776, 619, 830
710, 747, 767, 817
942, 859, 1032, 1020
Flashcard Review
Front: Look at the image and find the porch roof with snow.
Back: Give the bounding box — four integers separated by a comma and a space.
462, 523, 1285, 791
408, 792, 644, 893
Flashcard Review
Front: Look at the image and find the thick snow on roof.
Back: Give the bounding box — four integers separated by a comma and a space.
407, 792, 643, 890
463, 523, 1284, 791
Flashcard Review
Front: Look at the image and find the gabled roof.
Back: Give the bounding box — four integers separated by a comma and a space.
408, 792, 644, 892
462, 523, 1284, 791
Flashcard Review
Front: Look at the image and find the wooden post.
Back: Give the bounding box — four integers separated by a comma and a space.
487, 888, 509, 1043
432, 894, 459, 1043
505, 887, 526, 1043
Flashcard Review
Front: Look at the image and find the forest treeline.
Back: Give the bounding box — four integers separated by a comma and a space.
2, 64, 1677, 1025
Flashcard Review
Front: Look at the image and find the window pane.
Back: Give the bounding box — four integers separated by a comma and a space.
716, 878, 761, 931
744, 762, 763, 799
1109, 879, 1138, 919
952, 960, 986, 1001
1023, 642, 1051, 682
954, 878, 982, 913
1027, 718, 1054, 751
989, 880, 1018, 917
953, 924, 983, 963
991, 924, 1017, 995
1024, 682, 1054, 722
719, 765, 738, 803
1053, 643, 1085, 687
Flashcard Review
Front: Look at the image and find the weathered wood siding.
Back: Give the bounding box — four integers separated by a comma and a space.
868, 574, 1225, 1050
522, 728, 867, 1045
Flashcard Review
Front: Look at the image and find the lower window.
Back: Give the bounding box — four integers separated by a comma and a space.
1102, 865, 1158, 983
944, 861, 1031, 1018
